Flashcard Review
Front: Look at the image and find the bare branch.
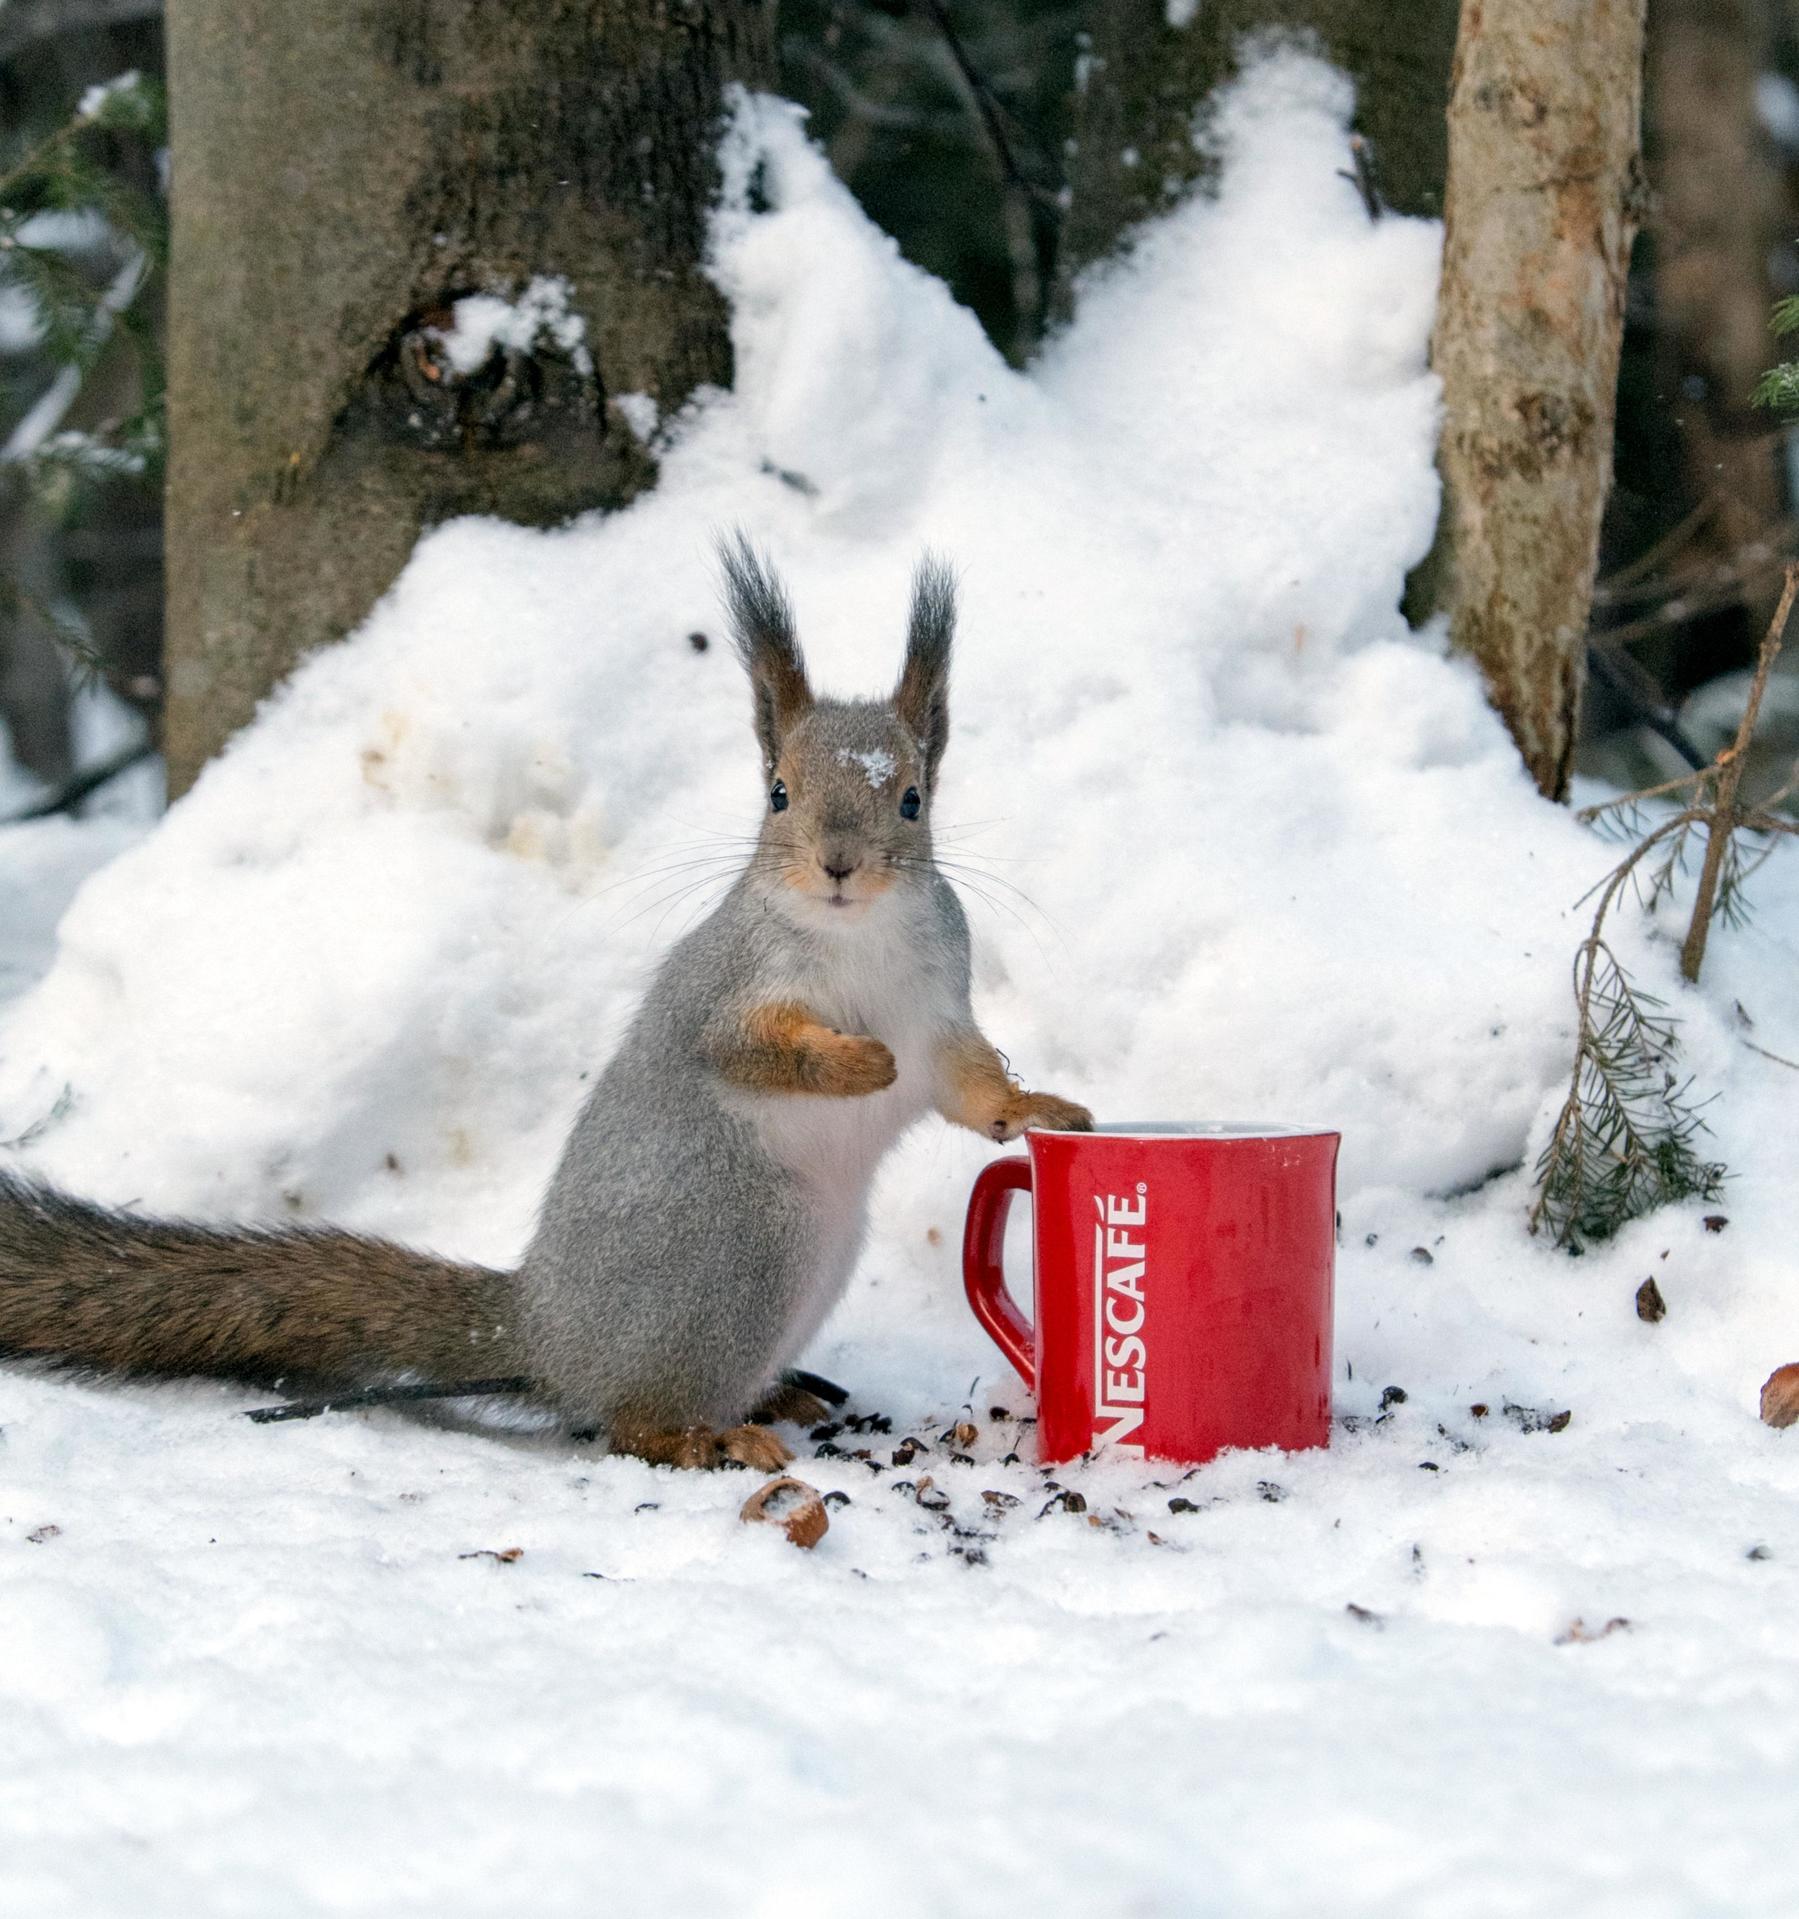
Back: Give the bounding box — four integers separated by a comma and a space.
1680, 564, 1798, 982
0, 0, 162, 69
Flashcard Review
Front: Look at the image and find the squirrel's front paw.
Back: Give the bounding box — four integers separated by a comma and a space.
992, 1091, 1094, 1141
813, 1032, 898, 1097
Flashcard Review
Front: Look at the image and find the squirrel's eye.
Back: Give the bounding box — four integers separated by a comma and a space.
900, 786, 921, 820
770, 780, 789, 813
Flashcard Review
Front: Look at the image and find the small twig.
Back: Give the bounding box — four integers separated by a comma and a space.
1596, 548, 1795, 649
916, 0, 1057, 210
1, 738, 155, 824
1584, 641, 1710, 771
1743, 1038, 1799, 1071
244, 1377, 534, 1424
1337, 134, 1381, 221
1751, 756, 1799, 817
1593, 499, 1715, 602
1577, 764, 1708, 823
1680, 565, 1798, 983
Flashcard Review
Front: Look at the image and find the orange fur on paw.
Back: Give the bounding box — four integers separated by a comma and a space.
810, 1031, 897, 1097
748, 1382, 833, 1427
993, 1092, 1094, 1141
612, 1423, 722, 1470
937, 1031, 1091, 1142
720, 1424, 795, 1471
724, 1003, 896, 1098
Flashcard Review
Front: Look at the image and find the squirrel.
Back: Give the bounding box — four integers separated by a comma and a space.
0, 534, 1093, 1470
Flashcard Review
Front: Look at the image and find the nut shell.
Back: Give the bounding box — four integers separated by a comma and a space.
739, 1475, 830, 1549
1760, 1363, 1799, 1429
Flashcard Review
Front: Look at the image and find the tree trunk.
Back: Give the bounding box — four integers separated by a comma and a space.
1646, 0, 1789, 622
1058, 0, 1459, 297
162, 0, 772, 796
1430, 0, 1646, 802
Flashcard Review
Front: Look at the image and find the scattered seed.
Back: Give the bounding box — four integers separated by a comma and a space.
1345, 1602, 1384, 1627
1380, 1385, 1408, 1410
1555, 1616, 1630, 1645
1636, 1276, 1667, 1323
981, 1490, 1020, 1511
1039, 1488, 1087, 1516
1167, 1497, 1200, 1515
1409, 1246, 1434, 1266
914, 1475, 951, 1513
1502, 1401, 1571, 1435
459, 1547, 523, 1564
1257, 1481, 1287, 1502
1702, 1215, 1730, 1233
25, 1523, 60, 1544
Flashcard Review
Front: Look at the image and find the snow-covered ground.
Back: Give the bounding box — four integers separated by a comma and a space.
4, 56, 1799, 1916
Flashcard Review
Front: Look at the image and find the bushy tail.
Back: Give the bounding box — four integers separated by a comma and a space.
0, 1171, 526, 1390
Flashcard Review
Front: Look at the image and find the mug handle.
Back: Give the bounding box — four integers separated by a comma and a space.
962, 1156, 1035, 1390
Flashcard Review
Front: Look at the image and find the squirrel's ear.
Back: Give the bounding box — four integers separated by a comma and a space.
895, 553, 955, 789
718, 530, 812, 773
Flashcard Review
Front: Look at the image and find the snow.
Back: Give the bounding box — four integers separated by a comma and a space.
836, 744, 897, 787
424, 275, 593, 379
1756, 71, 1799, 149
613, 390, 660, 443
5, 52, 1799, 1916
75, 70, 143, 124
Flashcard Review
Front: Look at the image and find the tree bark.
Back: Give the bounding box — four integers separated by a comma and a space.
1430, 0, 1647, 802
1646, 0, 1789, 619
162, 0, 772, 796
1058, 0, 1459, 297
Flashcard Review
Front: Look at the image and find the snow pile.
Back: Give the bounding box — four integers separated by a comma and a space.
4, 53, 1799, 1918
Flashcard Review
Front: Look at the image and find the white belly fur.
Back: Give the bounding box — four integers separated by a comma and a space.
730, 915, 952, 1369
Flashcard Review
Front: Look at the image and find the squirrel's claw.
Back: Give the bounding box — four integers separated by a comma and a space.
992, 1092, 1095, 1140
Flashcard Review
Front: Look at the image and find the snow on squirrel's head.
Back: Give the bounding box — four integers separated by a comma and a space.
718, 531, 953, 930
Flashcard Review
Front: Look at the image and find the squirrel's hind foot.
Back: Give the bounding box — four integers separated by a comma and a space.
748, 1380, 835, 1428
612, 1420, 794, 1472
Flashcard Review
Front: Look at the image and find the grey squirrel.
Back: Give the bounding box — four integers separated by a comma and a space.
0, 535, 1093, 1469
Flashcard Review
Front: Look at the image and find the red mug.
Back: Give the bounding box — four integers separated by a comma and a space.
962, 1124, 1339, 1466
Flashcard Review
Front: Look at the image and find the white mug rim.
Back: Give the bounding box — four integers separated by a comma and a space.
1028, 1120, 1337, 1141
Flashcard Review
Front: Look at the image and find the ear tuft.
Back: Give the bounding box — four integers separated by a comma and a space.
896, 552, 955, 787
717, 529, 812, 773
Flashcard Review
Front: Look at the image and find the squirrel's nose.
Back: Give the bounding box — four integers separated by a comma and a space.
823, 858, 859, 884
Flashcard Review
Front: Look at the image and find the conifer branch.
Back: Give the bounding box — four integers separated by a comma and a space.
1533, 569, 1799, 1246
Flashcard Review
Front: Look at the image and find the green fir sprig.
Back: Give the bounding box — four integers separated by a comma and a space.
0, 69, 166, 678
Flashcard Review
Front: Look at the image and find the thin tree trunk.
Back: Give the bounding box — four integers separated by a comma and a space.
1431, 0, 1647, 802
1058, 0, 1459, 301
1647, 0, 1789, 621
162, 0, 772, 796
